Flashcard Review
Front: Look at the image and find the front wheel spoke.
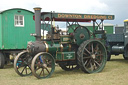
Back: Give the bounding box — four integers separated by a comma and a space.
27, 65, 31, 70
17, 64, 25, 69
25, 67, 27, 74
45, 68, 50, 74
36, 67, 41, 71
17, 61, 23, 64
47, 61, 52, 65
35, 62, 41, 67
39, 69, 43, 76
43, 68, 45, 77
21, 66, 26, 74
35, 64, 39, 67
17, 61, 26, 65
42, 57, 47, 64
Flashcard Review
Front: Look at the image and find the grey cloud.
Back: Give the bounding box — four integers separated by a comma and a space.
100, 0, 128, 25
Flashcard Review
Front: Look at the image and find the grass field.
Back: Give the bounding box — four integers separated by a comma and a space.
0, 55, 128, 85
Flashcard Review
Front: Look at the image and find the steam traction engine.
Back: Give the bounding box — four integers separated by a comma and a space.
14, 7, 114, 79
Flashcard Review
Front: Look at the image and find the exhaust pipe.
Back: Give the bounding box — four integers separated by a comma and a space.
27, 7, 46, 54
33, 7, 42, 41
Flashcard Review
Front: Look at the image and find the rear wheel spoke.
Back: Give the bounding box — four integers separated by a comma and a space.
83, 53, 87, 56
84, 60, 88, 66
94, 60, 101, 67
84, 48, 91, 55
90, 62, 93, 71
96, 54, 103, 56
95, 44, 99, 51
86, 59, 91, 67
91, 43, 94, 53
83, 56, 91, 59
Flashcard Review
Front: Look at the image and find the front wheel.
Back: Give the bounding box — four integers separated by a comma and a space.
31, 52, 55, 79
14, 51, 32, 76
77, 39, 107, 73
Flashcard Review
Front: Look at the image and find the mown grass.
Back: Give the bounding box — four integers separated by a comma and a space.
0, 55, 128, 85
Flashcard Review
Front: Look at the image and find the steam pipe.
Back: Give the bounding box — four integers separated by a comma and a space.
93, 20, 96, 38
33, 7, 42, 41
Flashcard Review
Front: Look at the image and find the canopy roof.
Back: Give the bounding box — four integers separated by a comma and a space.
41, 12, 115, 22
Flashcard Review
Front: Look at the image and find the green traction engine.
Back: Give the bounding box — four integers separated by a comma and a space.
14, 7, 114, 79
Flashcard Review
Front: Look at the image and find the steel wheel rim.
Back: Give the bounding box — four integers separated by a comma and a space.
31, 52, 55, 79
14, 51, 32, 76
82, 40, 107, 73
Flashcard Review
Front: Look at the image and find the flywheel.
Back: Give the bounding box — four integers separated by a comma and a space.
74, 26, 90, 45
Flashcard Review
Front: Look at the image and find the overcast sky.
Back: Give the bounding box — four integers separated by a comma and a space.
0, 0, 128, 25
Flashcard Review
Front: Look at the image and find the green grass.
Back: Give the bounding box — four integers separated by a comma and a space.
0, 55, 128, 85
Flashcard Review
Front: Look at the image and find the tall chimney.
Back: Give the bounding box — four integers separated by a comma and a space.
33, 7, 42, 41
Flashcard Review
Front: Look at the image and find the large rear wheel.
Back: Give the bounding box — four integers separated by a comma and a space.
31, 52, 55, 79
77, 39, 107, 73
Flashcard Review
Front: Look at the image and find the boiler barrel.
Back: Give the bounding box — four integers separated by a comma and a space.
46, 42, 71, 54
27, 41, 71, 55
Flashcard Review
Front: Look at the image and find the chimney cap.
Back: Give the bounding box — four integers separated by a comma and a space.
33, 7, 42, 11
